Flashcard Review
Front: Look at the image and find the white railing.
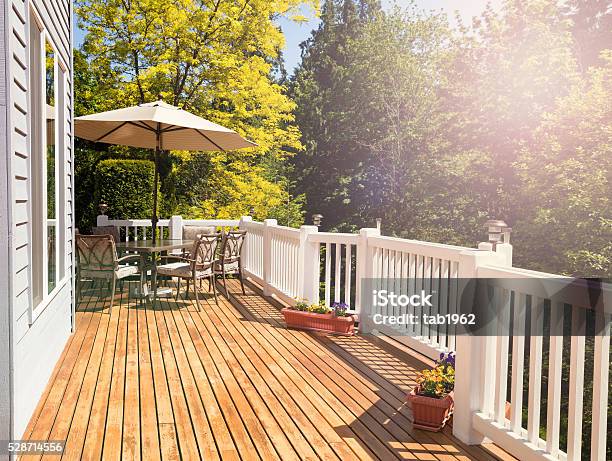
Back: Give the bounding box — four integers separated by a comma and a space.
96, 215, 240, 242
454, 265, 611, 461
96, 213, 609, 461
365, 235, 477, 358
268, 224, 301, 300
309, 232, 360, 310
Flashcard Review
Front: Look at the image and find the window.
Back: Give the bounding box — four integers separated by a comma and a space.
29, 10, 66, 314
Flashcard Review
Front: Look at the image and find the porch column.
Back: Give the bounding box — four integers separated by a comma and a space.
453, 248, 508, 444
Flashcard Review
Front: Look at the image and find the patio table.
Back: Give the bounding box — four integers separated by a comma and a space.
116, 239, 194, 302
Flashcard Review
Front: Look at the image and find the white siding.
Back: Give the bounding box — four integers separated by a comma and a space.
3, 0, 73, 438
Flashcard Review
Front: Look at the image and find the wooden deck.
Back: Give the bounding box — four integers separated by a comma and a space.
21, 278, 514, 460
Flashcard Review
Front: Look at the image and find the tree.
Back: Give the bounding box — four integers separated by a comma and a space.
564, 0, 612, 71
515, 52, 612, 277
75, 0, 318, 224
290, 0, 383, 230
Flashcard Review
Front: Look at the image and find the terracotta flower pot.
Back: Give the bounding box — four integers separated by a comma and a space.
405, 387, 454, 431
281, 308, 356, 335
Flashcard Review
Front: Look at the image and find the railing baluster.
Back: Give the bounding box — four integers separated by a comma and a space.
344, 244, 352, 307
494, 288, 510, 424
334, 243, 341, 303
293, 240, 298, 297
324, 243, 331, 307
422, 256, 432, 342
394, 250, 401, 321
430, 258, 441, 346
448, 260, 459, 351
401, 252, 409, 334
591, 310, 610, 460
408, 253, 416, 336
439, 259, 449, 350
567, 306, 585, 460
527, 296, 544, 444
546, 302, 563, 456
481, 287, 500, 417
510, 293, 526, 433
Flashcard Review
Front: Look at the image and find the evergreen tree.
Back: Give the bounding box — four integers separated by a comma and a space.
291, 0, 382, 229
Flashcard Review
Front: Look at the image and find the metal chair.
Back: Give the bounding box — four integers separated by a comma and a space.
215, 230, 247, 298
75, 234, 142, 311
156, 234, 220, 310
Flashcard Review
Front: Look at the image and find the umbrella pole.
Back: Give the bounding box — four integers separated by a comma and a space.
152, 127, 160, 244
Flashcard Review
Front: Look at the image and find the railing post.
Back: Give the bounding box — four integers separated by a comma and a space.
262, 219, 277, 296
239, 215, 252, 230
356, 227, 380, 326
453, 248, 507, 444
298, 225, 319, 304
169, 215, 183, 240
496, 241, 513, 267
96, 214, 109, 227
239, 216, 253, 271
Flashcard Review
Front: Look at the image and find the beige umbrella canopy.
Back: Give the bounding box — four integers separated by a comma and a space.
75, 100, 256, 242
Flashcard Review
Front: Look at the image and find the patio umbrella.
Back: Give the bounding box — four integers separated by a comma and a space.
74, 100, 256, 243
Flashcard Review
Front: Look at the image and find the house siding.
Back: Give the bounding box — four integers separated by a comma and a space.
1, 0, 14, 455
2, 0, 73, 439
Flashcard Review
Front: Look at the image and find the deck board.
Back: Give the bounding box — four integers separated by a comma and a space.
20, 278, 515, 461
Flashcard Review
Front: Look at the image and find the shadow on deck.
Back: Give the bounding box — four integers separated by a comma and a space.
21, 278, 514, 460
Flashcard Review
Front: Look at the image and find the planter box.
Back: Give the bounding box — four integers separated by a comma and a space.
406, 388, 454, 431
281, 308, 356, 335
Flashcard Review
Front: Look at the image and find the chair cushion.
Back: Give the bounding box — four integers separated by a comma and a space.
80, 264, 138, 280
183, 226, 216, 241
157, 262, 213, 278
215, 261, 240, 273
117, 265, 139, 279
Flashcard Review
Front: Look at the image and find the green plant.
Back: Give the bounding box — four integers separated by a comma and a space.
331, 302, 349, 317
307, 303, 331, 314
416, 352, 455, 398
94, 159, 157, 221
293, 299, 309, 311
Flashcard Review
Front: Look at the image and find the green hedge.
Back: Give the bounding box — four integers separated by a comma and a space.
94, 159, 156, 220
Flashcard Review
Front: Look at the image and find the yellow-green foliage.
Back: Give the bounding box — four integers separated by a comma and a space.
177, 159, 292, 220
76, 0, 319, 221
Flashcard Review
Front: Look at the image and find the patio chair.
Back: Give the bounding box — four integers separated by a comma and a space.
182, 225, 216, 241
180, 225, 217, 259
75, 234, 142, 311
215, 230, 247, 298
156, 234, 220, 310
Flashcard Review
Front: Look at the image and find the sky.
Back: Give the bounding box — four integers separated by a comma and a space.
74, 1, 502, 74
277, 1, 502, 72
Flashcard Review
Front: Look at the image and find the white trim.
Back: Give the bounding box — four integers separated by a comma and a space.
472, 413, 566, 461
27, 8, 67, 325
29, 275, 69, 324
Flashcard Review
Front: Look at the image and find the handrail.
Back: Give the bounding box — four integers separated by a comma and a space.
308, 232, 359, 244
